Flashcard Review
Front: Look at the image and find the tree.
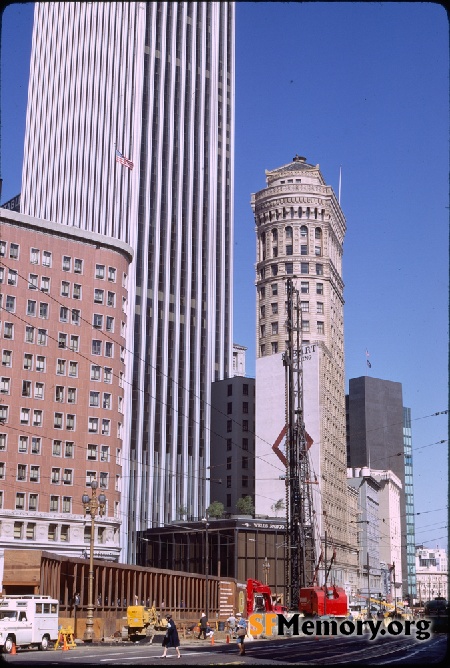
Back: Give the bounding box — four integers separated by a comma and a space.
177, 505, 188, 519
236, 495, 255, 516
207, 500, 224, 519
271, 498, 285, 517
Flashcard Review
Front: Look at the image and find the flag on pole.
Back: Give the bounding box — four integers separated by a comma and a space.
115, 148, 134, 170
365, 349, 371, 368
367, 360, 372, 368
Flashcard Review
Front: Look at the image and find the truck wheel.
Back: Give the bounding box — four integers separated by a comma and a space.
39, 635, 49, 651
3, 636, 15, 654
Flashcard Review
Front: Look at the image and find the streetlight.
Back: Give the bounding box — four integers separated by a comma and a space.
81, 480, 106, 642
201, 512, 210, 621
262, 557, 270, 586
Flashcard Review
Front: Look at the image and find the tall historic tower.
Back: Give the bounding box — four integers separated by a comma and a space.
252, 155, 352, 585
21, 2, 235, 562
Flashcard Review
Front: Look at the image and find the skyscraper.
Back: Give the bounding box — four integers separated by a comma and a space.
252, 155, 353, 588
21, 2, 235, 562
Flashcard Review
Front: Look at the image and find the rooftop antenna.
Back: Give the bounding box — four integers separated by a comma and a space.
338, 166, 342, 205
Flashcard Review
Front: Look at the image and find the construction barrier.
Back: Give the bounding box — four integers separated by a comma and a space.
54, 626, 77, 650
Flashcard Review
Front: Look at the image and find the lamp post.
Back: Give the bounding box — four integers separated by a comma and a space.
82, 480, 106, 642
201, 512, 210, 621
263, 557, 270, 586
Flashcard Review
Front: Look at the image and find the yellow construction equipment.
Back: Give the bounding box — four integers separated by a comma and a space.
126, 606, 168, 642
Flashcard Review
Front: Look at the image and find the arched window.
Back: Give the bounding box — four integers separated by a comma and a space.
315, 227, 322, 239
285, 226, 293, 240
298, 207, 303, 218
272, 228, 278, 241
300, 225, 308, 238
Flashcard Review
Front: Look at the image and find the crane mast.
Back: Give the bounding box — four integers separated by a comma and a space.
283, 278, 316, 610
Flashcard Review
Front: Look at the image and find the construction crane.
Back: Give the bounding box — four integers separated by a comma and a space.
283, 278, 316, 610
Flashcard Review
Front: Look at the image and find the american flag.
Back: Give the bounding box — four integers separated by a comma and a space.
115, 148, 134, 170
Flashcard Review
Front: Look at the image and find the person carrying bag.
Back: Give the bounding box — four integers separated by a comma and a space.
235, 613, 248, 656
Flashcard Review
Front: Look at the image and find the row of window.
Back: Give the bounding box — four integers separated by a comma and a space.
226, 437, 250, 451
226, 475, 249, 488
227, 456, 249, 469
226, 419, 249, 432
260, 301, 324, 318
2, 353, 122, 385
0, 405, 117, 435
259, 281, 324, 298
260, 320, 324, 337
226, 402, 249, 414
0, 519, 116, 543
226, 383, 250, 397
259, 262, 323, 279
0, 434, 122, 463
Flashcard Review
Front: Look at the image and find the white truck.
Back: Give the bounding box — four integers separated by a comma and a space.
0, 595, 59, 653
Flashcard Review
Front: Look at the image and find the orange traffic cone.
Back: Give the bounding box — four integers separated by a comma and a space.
11, 643, 16, 655
211, 635, 215, 646
62, 635, 69, 651
226, 634, 230, 644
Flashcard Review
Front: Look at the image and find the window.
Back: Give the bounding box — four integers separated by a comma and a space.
96, 264, 105, 279
271, 264, 278, 276
300, 245, 308, 255
285, 262, 293, 274
39, 302, 49, 318
16, 493, 26, 509
316, 283, 324, 295
92, 340, 102, 355
242, 420, 249, 432
52, 440, 62, 456
89, 417, 99, 433
33, 409, 43, 427
34, 329, 45, 348
316, 263, 324, 276
71, 309, 80, 325
20, 408, 30, 425
61, 281, 70, 297
0, 377, 10, 394
301, 301, 309, 312
87, 444, 98, 460
90, 391, 100, 407
260, 344, 266, 356
302, 320, 310, 333
226, 420, 232, 433
67, 387, 77, 404
100, 445, 110, 462
242, 456, 248, 469
25, 325, 34, 343
94, 289, 104, 303
14, 522, 24, 539
65, 441, 74, 458
27, 299, 36, 318
19, 435, 28, 452
108, 267, 116, 282
315, 227, 322, 239
49, 497, 59, 512
301, 262, 309, 274
28, 273, 38, 289
260, 324, 265, 337
317, 302, 324, 314
271, 342, 278, 354
285, 226, 293, 239
107, 291, 115, 307
91, 365, 101, 381
73, 284, 81, 299
86, 471, 97, 487
62, 256, 71, 271
60, 525, 70, 541
102, 419, 110, 436
30, 248, 40, 264
0, 241, 6, 257
70, 335, 79, 352
0, 462, 5, 479
69, 361, 78, 377
300, 282, 309, 295
42, 250, 52, 267
55, 386, 65, 403
99, 472, 108, 488
36, 355, 45, 372
103, 393, 111, 409
242, 437, 249, 451
31, 437, 41, 454
243, 402, 249, 414
66, 414, 75, 431
0, 267, 3, 283
271, 322, 278, 335
62, 497, 72, 513
30, 466, 40, 482
106, 316, 114, 332
59, 333, 68, 348
51, 468, 61, 484
317, 321, 324, 334
60, 306, 69, 322
315, 246, 322, 256
0, 406, 8, 422
54, 413, 63, 429
29, 494, 38, 511
40, 276, 50, 293
17, 464, 27, 481
4, 322, 14, 339
104, 367, 112, 383
63, 469, 73, 485
10, 243, 19, 259
105, 342, 113, 358
57, 359, 66, 375
93, 314, 103, 329
5, 295, 15, 312
7, 269, 18, 286
74, 258, 83, 274
48, 522, 57, 538
227, 476, 232, 489
242, 475, 249, 488
271, 303, 278, 315
286, 244, 293, 255
227, 456, 232, 470
0, 433, 7, 451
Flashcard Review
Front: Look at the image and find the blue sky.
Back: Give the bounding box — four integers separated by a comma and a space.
1, 2, 448, 551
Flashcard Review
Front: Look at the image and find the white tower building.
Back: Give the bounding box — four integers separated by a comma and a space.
21, 2, 235, 562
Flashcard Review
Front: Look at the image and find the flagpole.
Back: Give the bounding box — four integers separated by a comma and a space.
338, 166, 342, 205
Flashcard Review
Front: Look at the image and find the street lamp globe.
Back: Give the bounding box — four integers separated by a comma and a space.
82, 493, 90, 505
91, 480, 98, 491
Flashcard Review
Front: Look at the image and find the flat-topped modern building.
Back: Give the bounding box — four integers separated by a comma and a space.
251, 155, 353, 588
20, 2, 235, 562
0, 208, 133, 560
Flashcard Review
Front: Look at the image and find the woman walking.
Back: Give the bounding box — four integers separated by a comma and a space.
161, 614, 181, 659
235, 612, 248, 656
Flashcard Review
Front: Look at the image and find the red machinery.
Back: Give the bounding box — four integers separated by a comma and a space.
246, 579, 287, 616
299, 585, 348, 618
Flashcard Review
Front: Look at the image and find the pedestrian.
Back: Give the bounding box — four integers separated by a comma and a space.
205, 625, 214, 639
235, 612, 248, 656
226, 612, 237, 635
197, 612, 208, 639
161, 614, 181, 659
